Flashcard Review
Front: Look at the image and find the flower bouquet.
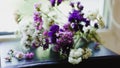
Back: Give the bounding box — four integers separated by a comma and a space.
14, 0, 105, 64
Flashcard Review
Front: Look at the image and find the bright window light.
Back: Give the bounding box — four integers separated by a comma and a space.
0, 0, 104, 32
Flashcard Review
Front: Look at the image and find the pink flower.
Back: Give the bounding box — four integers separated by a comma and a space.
25, 52, 34, 60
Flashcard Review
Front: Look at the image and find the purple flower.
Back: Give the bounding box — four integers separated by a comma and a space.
50, 24, 59, 32
77, 2, 84, 11
50, 0, 56, 6
70, 2, 74, 8
48, 25, 59, 43
63, 23, 71, 31
59, 29, 64, 32
71, 23, 84, 32
52, 44, 61, 52
25, 52, 34, 60
78, 5, 84, 11
32, 42, 37, 48
55, 32, 74, 55
50, 0, 63, 7
57, 0, 62, 5
79, 24, 84, 33
32, 41, 40, 48
83, 18, 90, 27
94, 42, 100, 50
68, 10, 84, 23
48, 32, 57, 43
94, 23, 99, 29
77, 2, 80, 6
71, 23, 79, 32
43, 39, 49, 50
43, 30, 48, 36
34, 11, 42, 23
33, 11, 43, 30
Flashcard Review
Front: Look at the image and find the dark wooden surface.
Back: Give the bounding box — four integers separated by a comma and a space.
0, 39, 120, 68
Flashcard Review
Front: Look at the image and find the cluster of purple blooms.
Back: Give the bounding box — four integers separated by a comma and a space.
48, 24, 74, 55
32, 0, 100, 56
69, 2, 90, 32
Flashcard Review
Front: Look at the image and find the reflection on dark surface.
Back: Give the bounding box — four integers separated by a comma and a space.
0, 39, 118, 68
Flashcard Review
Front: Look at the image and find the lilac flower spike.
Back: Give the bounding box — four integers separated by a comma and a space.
33, 11, 43, 30
34, 11, 42, 23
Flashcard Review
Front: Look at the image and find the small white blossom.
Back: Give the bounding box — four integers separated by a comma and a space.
32, 30, 40, 38
83, 26, 91, 33
14, 51, 25, 60
20, 35, 28, 45
87, 11, 98, 21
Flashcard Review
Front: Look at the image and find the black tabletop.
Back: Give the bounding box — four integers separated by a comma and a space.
0, 39, 119, 68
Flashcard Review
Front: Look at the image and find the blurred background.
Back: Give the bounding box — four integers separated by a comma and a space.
0, 0, 120, 54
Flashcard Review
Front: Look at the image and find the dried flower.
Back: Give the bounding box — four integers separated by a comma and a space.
25, 52, 34, 60
17, 0, 105, 65
5, 56, 12, 62
82, 48, 92, 59
14, 52, 25, 60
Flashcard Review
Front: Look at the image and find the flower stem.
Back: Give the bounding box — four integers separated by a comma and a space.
40, 11, 59, 24
53, 6, 68, 18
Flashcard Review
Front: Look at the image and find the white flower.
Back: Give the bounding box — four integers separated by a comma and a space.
74, 51, 82, 58
87, 11, 98, 21
68, 48, 83, 64
75, 48, 83, 57
14, 51, 25, 60
69, 48, 83, 58
68, 56, 82, 65
20, 35, 28, 45
69, 49, 75, 57
32, 30, 40, 38
77, 48, 84, 53
83, 26, 91, 33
